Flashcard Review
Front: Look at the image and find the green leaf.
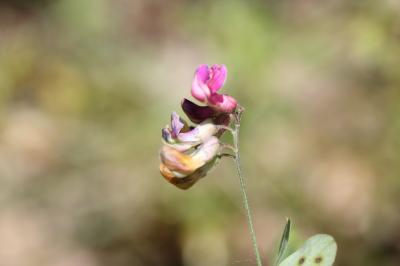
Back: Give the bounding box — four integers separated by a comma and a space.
275, 218, 291, 265
278, 234, 337, 266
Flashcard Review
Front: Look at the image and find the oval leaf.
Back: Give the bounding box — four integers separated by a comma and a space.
278, 234, 337, 266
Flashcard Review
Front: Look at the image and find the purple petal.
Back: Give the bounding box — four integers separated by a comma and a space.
207, 65, 227, 93
181, 98, 216, 124
170, 112, 184, 138
162, 128, 173, 143
207, 93, 237, 113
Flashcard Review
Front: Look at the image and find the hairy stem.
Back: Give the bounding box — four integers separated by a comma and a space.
233, 106, 263, 266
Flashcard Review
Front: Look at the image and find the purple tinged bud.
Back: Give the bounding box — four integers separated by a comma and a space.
162, 128, 173, 143
181, 98, 216, 124
170, 112, 184, 138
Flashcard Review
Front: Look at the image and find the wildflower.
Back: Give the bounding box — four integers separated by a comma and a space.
191, 64, 237, 113
160, 64, 238, 189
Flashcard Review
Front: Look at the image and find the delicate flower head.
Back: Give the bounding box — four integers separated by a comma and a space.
160, 64, 238, 189
191, 64, 237, 113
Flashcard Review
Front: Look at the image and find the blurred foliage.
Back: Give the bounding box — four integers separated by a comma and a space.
0, 0, 400, 265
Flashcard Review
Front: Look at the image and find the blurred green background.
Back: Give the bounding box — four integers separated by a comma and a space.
1, 0, 400, 265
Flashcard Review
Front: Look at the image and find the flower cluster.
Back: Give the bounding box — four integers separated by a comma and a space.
159, 64, 238, 189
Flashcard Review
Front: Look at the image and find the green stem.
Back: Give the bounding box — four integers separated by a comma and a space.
233, 106, 263, 266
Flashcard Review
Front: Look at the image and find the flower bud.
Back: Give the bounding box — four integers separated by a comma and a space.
191, 64, 237, 113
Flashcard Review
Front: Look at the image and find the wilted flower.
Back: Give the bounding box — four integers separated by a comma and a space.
160, 137, 221, 189
191, 64, 237, 113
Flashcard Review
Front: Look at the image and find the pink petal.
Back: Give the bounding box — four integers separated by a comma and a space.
196, 64, 210, 83
207, 65, 227, 93
191, 81, 207, 102
191, 65, 210, 102
207, 93, 237, 113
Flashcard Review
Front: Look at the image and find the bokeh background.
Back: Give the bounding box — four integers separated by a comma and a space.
1, 0, 400, 265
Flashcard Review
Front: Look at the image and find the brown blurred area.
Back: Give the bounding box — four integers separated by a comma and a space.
1, 0, 400, 265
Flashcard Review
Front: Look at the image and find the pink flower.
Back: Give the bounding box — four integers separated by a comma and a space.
191, 64, 237, 113
159, 63, 238, 189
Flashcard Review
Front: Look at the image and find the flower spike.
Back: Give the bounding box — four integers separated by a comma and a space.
160, 64, 237, 188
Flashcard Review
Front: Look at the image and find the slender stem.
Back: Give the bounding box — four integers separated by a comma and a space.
233, 106, 263, 266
